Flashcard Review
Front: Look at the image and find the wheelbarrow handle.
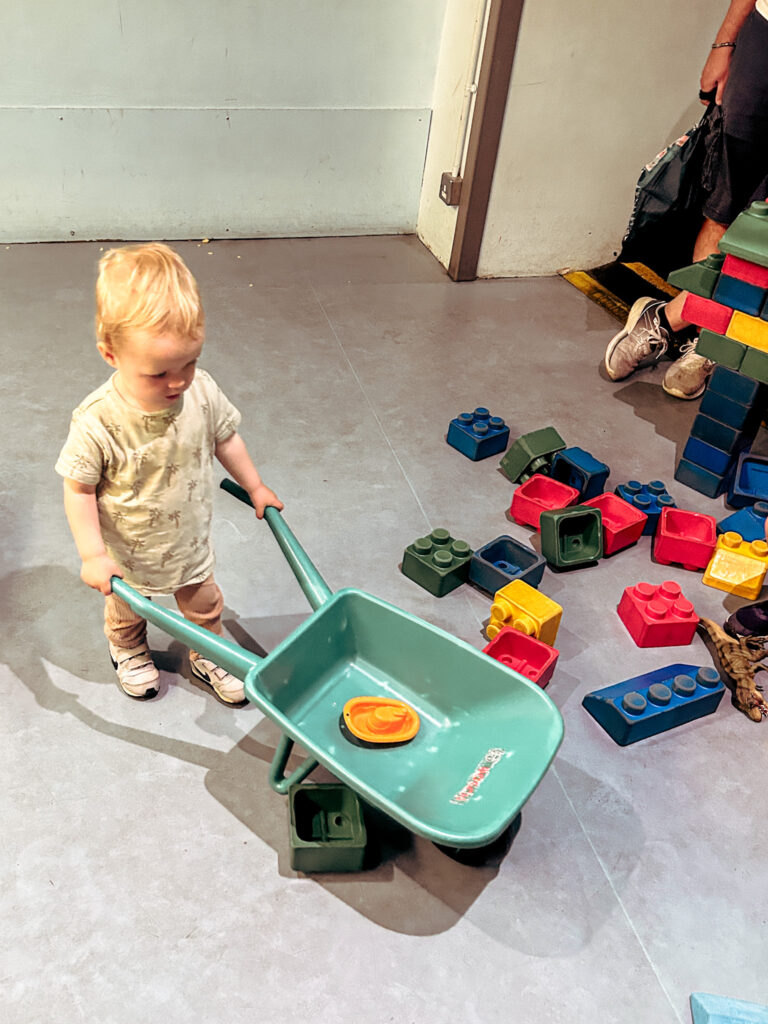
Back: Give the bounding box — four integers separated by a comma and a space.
220, 478, 333, 612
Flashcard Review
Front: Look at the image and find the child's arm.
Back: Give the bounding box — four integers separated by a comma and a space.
215, 432, 284, 519
62, 479, 123, 595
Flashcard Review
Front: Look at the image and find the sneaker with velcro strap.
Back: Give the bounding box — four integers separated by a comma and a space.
108, 641, 159, 700
189, 656, 246, 705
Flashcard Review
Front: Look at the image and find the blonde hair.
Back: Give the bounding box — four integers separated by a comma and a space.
95, 243, 204, 347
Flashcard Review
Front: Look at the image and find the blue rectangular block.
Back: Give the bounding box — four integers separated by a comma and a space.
469, 535, 546, 594
690, 992, 768, 1024
550, 446, 609, 500
682, 436, 736, 477
713, 273, 767, 316
717, 502, 768, 540
582, 664, 725, 745
690, 413, 755, 454
699, 388, 762, 432
708, 364, 767, 407
614, 480, 675, 535
675, 457, 732, 498
446, 407, 510, 461
727, 453, 768, 508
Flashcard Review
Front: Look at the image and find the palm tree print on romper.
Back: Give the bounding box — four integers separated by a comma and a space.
133, 449, 150, 473
146, 507, 162, 527
165, 462, 179, 487
167, 509, 182, 529
187, 480, 197, 503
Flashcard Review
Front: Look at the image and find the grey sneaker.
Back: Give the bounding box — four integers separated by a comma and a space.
189, 656, 246, 705
604, 297, 670, 381
662, 338, 715, 399
109, 641, 159, 699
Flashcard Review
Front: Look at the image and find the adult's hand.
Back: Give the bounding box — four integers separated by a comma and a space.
700, 46, 734, 105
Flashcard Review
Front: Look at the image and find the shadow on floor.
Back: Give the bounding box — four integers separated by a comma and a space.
608, 377, 699, 465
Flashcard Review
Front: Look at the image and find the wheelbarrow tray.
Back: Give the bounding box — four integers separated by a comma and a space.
244, 586, 563, 849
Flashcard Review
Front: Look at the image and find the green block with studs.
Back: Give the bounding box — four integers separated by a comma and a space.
667, 253, 726, 298
719, 201, 768, 268
539, 505, 603, 569
740, 345, 768, 385
695, 328, 747, 370
401, 528, 473, 596
289, 784, 367, 873
499, 427, 566, 483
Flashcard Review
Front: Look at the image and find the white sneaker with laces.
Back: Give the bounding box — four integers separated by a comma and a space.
662, 337, 715, 400
108, 641, 159, 699
189, 656, 246, 705
604, 297, 670, 381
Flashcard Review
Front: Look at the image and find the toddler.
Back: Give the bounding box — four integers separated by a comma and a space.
56, 243, 282, 704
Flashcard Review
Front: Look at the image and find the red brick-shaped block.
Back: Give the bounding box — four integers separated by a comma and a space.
722, 254, 768, 289
681, 292, 734, 335
482, 626, 559, 688
617, 580, 698, 647
653, 507, 717, 571
510, 474, 580, 530
583, 493, 647, 556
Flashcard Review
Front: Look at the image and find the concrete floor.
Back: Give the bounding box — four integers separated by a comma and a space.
3, 236, 767, 1023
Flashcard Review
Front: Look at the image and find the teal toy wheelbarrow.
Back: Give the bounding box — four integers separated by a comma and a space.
110, 479, 564, 849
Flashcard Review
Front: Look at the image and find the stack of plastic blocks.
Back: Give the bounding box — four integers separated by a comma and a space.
539, 505, 603, 570
509, 473, 579, 529
486, 579, 562, 645
703, 531, 768, 600
582, 664, 724, 745
668, 202, 768, 381
653, 506, 717, 571
614, 480, 676, 535
499, 426, 565, 483
446, 406, 510, 461
482, 626, 559, 688
583, 492, 647, 555
674, 365, 764, 497
718, 500, 768, 541
469, 535, 545, 594
617, 580, 698, 647
401, 528, 472, 597
549, 446, 609, 500
727, 452, 768, 507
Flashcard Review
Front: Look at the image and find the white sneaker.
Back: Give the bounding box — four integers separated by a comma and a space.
604, 297, 670, 381
662, 338, 715, 399
189, 657, 246, 705
109, 641, 159, 699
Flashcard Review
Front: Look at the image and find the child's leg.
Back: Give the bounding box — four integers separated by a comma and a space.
104, 593, 158, 699
104, 592, 148, 648
175, 575, 244, 704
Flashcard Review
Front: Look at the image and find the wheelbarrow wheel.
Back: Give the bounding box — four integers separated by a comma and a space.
433, 814, 521, 866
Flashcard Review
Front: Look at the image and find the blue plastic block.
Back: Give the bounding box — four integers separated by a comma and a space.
675, 457, 732, 498
582, 664, 725, 745
690, 413, 756, 455
708, 365, 767, 407
446, 407, 510, 461
713, 273, 767, 317
682, 436, 737, 477
718, 501, 768, 540
690, 992, 768, 1024
469, 535, 546, 594
550, 446, 609, 500
727, 453, 768, 508
699, 388, 762, 432
614, 480, 675, 535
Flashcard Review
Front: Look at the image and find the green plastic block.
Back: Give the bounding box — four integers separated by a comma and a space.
719, 201, 768, 268
401, 528, 472, 597
667, 253, 725, 298
740, 346, 768, 385
539, 505, 603, 569
289, 784, 367, 872
696, 328, 747, 370
499, 427, 566, 483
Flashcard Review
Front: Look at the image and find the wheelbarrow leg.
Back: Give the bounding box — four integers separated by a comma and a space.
269, 735, 320, 795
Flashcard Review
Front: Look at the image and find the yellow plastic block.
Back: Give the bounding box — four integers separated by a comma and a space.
726, 310, 768, 352
702, 531, 768, 600
487, 579, 562, 646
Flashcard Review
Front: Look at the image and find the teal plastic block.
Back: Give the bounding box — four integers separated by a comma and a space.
667, 252, 725, 297
696, 328, 747, 370
401, 528, 472, 597
719, 201, 768, 268
289, 784, 367, 873
690, 992, 768, 1024
539, 505, 603, 569
499, 427, 566, 483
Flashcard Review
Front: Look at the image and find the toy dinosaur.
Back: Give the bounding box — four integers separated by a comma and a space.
697, 617, 768, 722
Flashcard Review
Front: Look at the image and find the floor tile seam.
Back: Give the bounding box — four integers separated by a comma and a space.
308, 282, 432, 530
551, 763, 684, 1024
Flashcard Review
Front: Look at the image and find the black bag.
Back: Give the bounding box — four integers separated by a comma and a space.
618, 103, 723, 277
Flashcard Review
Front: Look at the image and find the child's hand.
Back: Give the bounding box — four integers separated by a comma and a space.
249, 484, 284, 520
81, 554, 123, 595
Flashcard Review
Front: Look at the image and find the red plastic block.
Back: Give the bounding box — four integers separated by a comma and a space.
681, 292, 734, 335
722, 253, 768, 289
653, 506, 717, 571
510, 473, 580, 529
583, 493, 647, 555
617, 580, 699, 648
482, 626, 559, 688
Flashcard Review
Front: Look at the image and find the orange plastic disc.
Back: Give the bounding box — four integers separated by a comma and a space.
342, 696, 420, 745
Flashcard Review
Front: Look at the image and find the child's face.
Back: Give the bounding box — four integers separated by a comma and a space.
99, 329, 204, 412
